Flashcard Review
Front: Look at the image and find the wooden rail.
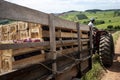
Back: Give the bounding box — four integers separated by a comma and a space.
0, 1, 92, 80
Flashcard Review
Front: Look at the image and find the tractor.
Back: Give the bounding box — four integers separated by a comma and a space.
93, 28, 114, 67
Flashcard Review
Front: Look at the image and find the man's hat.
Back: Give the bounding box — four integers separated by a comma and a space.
90, 18, 95, 21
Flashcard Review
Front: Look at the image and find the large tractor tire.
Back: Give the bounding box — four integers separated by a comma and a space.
99, 33, 114, 68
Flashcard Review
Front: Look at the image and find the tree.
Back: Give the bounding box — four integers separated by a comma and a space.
76, 14, 88, 20
107, 25, 113, 29
113, 11, 120, 17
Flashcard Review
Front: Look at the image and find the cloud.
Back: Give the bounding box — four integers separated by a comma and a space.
5, 0, 120, 13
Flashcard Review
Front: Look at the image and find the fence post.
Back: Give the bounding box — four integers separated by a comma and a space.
49, 14, 57, 76
76, 22, 82, 77
89, 26, 93, 69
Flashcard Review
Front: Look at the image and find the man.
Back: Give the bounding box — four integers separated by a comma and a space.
88, 18, 96, 53
88, 18, 97, 35
88, 18, 95, 32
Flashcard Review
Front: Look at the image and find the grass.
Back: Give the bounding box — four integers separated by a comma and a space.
81, 54, 103, 80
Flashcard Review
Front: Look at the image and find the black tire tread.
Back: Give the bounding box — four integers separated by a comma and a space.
99, 33, 114, 68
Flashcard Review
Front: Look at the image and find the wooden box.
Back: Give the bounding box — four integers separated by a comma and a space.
18, 22, 28, 30
19, 30, 29, 40
0, 49, 45, 72
9, 23, 18, 33
0, 50, 12, 73
28, 23, 42, 39
2, 25, 10, 33
9, 32, 19, 40
2, 33, 9, 41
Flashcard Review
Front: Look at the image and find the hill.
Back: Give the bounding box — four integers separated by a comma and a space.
58, 9, 120, 30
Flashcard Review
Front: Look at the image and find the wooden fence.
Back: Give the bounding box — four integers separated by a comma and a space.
0, 0, 92, 80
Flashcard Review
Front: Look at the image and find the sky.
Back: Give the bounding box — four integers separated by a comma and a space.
5, 0, 120, 13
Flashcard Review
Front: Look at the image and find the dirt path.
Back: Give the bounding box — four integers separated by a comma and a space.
101, 37, 120, 80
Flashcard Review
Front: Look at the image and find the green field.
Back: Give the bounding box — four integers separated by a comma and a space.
59, 10, 120, 30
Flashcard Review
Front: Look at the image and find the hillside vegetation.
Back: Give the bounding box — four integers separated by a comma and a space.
59, 9, 120, 30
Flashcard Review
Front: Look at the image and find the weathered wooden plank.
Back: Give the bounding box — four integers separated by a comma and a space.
82, 41, 88, 45
56, 32, 77, 38
0, 63, 52, 80
82, 46, 88, 50
46, 47, 78, 59
0, 42, 50, 50
43, 30, 77, 38
0, 40, 78, 50
13, 54, 45, 69
80, 25, 89, 31
56, 40, 78, 48
81, 39, 89, 42
62, 47, 78, 54
49, 14, 57, 74
53, 15, 76, 30
13, 48, 42, 56
81, 34, 89, 39
60, 32, 77, 38
76, 22, 81, 52
0, 1, 49, 25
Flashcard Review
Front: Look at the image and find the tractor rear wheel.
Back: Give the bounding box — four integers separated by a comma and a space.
99, 33, 114, 68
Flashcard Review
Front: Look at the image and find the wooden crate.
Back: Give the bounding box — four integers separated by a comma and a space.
28, 23, 42, 39
0, 50, 12, 73
2, 25, 10, 33
9, 32, 19, 40
18, 22, 28, 30
19, 30, 29, 40
9, 23, 18, 33
0, 49, 45, 72
2, 33, 9, 41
